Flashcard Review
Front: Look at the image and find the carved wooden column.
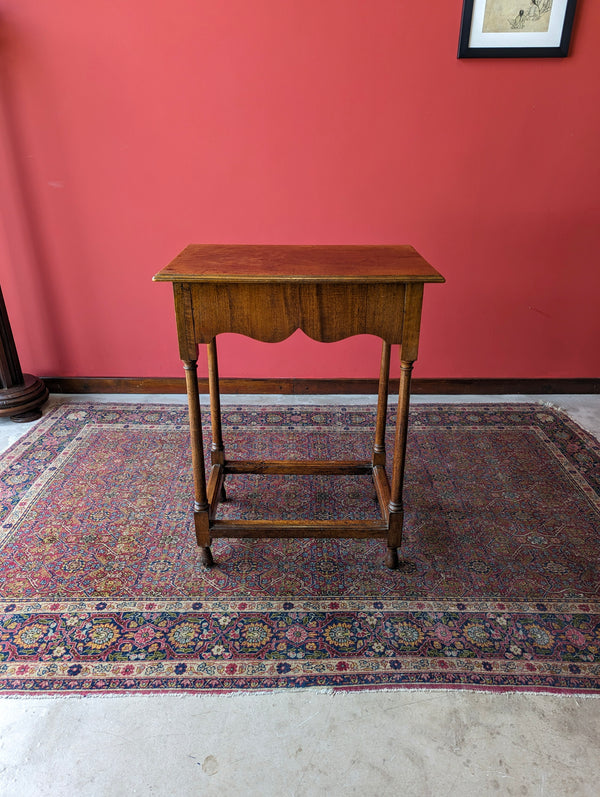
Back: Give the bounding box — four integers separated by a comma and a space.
0, 284, 48, 422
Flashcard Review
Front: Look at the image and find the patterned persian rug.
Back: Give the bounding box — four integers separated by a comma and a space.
1, 402, 599, 695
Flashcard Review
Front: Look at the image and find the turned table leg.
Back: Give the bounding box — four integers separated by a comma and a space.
207, 338, 226, 501
183, 359, 213, 567
387, 359, 414, 569
373, 341, 391, 468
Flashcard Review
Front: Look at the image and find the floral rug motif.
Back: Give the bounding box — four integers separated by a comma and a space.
1, 402, 599, 694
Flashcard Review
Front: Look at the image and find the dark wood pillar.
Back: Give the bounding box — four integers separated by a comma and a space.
0, 285, 48, 422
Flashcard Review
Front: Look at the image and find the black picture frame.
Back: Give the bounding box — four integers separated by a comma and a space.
458, 0, 577, 58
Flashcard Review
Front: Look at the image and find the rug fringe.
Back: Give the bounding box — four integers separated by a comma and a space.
2, 686, 600, 700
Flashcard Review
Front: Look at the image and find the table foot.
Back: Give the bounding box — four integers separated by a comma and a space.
385, 547, 399, 569
200, 546, 214, 568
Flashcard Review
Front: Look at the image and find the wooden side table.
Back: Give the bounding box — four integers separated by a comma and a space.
154, 245, 444, 569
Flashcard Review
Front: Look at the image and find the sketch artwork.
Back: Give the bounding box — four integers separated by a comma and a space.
483, 0, 553, 33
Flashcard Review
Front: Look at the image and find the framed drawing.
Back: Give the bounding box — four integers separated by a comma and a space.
458, 0, 578, 58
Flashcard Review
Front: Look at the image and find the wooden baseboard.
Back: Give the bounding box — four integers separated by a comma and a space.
42, 377, 600, 395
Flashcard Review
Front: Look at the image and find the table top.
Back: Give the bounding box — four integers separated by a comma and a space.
153, 244, 445, 284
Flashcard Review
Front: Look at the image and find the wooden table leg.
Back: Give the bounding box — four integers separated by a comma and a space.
183, 359, 213, 567
207, 338, 226, 502
387, 359, 414, 569
373, 341, 391, 468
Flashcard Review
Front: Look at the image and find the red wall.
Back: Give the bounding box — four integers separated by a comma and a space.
1, 1, 599, 381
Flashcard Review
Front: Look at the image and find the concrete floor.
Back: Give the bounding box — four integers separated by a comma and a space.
1, 394, 599, 797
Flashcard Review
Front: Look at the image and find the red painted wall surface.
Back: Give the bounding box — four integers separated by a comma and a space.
1, 1, 599, 380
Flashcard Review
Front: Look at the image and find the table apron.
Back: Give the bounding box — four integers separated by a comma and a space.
174, 282, 413, 347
